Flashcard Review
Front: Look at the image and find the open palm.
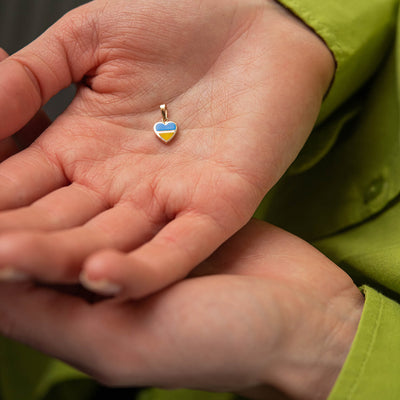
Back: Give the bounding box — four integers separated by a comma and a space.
0, 0, 333, 297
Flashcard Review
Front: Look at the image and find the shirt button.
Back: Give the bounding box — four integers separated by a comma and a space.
364, 177, 385, 204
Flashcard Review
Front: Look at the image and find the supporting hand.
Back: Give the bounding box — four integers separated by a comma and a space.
0, 220, 363, 400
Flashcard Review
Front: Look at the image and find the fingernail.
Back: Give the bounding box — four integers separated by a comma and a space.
0, 266, 30, 282
79, 271, 121, 296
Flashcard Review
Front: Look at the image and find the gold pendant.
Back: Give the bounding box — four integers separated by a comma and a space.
153, 104, 178, 143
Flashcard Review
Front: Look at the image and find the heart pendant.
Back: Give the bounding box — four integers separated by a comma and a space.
153, 121, 178, 143
153, 104, 178, 143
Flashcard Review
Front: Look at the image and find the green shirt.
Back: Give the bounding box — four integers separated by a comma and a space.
257, 0, 400, 399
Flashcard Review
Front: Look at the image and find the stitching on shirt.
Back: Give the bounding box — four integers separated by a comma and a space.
345, 291, 383, 399
329, 241, 400, 272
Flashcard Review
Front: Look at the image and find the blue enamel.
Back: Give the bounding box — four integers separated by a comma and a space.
155, 122, 177, 132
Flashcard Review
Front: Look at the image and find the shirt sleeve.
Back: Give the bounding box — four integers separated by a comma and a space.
328, 286, 400, 400
274, 0, 399, 123
254, 0, 400, 231
268, 0, 399, 175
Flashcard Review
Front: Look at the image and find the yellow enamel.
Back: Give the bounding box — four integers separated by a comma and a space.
160, 131, 175, 141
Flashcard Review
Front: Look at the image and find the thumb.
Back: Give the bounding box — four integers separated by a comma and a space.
0, 48, 51, 160
0, 6, 98, 139
0, 48, 8, 61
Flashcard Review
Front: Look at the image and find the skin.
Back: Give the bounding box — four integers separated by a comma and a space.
0, 49, 51, 161
0, 0, 334, 297
0, 219, 364, 400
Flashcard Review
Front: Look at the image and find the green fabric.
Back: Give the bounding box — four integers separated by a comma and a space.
275, 0, 398, 123
0, 337, 95, 400
256, 0, 400, 240
273, 0, 398, 176
137, 388, 235, 400
255, 45, 400, 240
314, 195, 400, 294
328, 286, 400, 400
310, 195, 400, 398
257, 0, 400, 399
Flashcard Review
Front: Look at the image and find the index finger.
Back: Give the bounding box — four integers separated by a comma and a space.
81, 212, 231, 298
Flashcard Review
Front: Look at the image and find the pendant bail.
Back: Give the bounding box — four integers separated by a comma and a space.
160, 104, 168, 123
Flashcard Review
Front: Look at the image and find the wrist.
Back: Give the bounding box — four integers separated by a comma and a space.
267, 289, 364, 400
234, 287, 363, 400
266, 0, 335, 98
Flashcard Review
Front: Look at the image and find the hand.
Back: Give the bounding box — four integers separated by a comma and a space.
0, 0, 334, 297
0, 220, 363, 400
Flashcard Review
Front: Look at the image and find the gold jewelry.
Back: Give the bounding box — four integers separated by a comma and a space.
153, 104, 178, 143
